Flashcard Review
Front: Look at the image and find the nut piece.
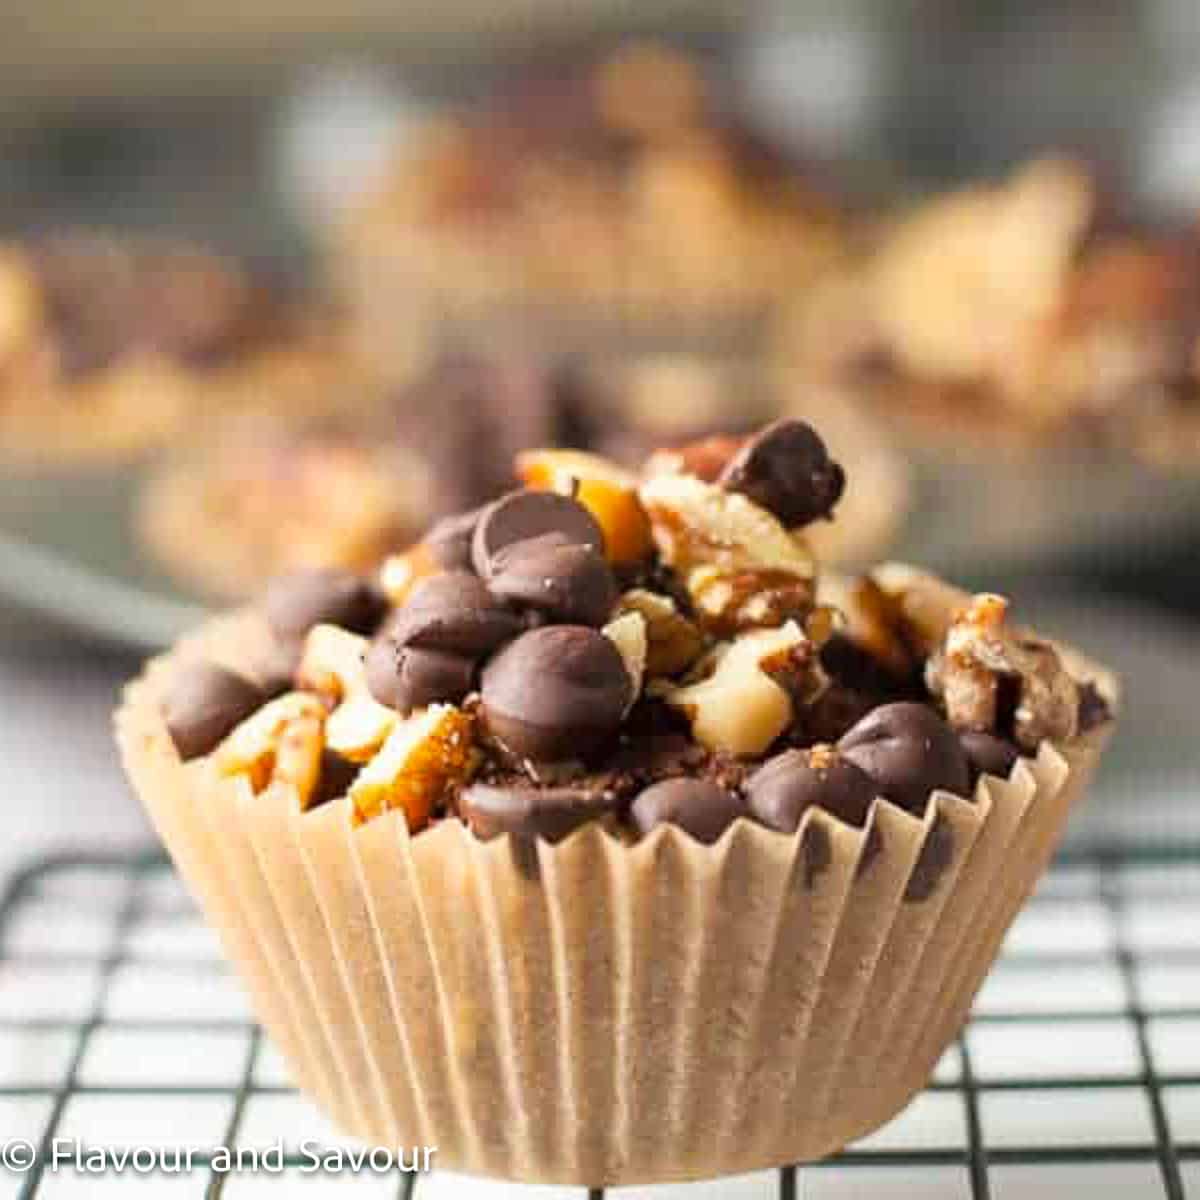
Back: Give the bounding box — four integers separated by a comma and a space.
617, 588, 704, 676
643, 434, 747, 484
602, 610, 647, 710
350, 703, 478, 830
297, 625, 397, 761
271, 714, 326, 811
216, 691, 327, 803
926, 593, 1080, 751
686, 563, 817, 637
639, 473, 816, 576
638, 473, 817, 634
516, 448, 653, 565
665, 622, 810, 756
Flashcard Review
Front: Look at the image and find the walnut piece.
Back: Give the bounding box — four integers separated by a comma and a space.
926, 593, 1079, 751
616, 588, 704, 676
638, 473, 816, 635
665, 621, 815, 756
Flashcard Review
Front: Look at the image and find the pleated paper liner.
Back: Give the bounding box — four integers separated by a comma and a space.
115, 584, 1116, 1187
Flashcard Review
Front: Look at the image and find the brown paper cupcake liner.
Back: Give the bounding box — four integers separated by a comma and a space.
116, 600, 1114, 1187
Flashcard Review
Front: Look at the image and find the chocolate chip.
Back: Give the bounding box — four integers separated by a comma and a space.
164, 662, 265, 760
838, 702, 970, 815
460, 782, 617, 842
265, 569, 388, 642
630, 778, 745, 844
365, 636, 476, 716
959, 731, 1020, 785
488, 534, 618, 627
425, 507, 484, 572
747, 746, 878, 833
480, 626, 630, 761
389, 571, 523, 656
471, 491, 605, 578
718, 419, 845, 528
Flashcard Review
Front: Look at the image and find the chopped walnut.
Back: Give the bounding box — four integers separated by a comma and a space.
638, 473, 816, 635
926, 593, 1079, 751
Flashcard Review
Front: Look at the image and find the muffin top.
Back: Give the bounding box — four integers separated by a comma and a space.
161, 417, 1112, 845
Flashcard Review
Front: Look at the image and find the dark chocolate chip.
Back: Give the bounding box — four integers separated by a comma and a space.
389, 571, 523, 656
425, 507, 484, 572
265, 568, 388, 642
471, 490, 605, 577
488, 534, 618, 627
960, 731, 1020, 785
460, 782, 617, 842
629, 778, 745, 844
365, 636, 476, 716
838, 702, 970, 815
718, 418, 845, 528
747, 746, 878, 833
904, 812, 955, 902
164, 662, 265, 760
480, 625, 631, 761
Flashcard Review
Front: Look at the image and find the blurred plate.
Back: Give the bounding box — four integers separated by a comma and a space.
0, 465, 209, 652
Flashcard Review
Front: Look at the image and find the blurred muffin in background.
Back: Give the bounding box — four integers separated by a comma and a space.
138, 353, 906, 600
332, 41, 851, 368
0, 231, 350, 465
781, 157, 1200, 467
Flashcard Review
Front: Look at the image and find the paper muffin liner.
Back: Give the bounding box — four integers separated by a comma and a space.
116, 593, 1115, 1186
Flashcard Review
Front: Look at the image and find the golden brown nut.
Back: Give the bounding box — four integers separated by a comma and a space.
296, 625, 397, 761
616, 588, 705, 677
602, 610, 648, 710
350, 704, 478, 830
926, 593, 1079, 751
215, 691, 327, 805
664, 621, 812, 756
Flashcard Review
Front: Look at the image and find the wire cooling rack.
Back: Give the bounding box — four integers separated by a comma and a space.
0, 848, 1196, 1200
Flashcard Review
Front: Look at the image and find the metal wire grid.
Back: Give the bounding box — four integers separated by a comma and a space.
0, 848, 1196, 1199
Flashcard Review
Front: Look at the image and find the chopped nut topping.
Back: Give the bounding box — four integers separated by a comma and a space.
297, 625, 397, 761
638, 473, 816, 634
639, 473, 816, 577
616, 588, 704, 676
215, 691, 327, 804
926, 593, 1079, 750
350, 704, 478, 829
665, 621, 813, 756
602, 610, 648, 710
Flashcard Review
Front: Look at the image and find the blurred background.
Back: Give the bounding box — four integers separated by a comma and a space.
0, 7, 1199, 1196
1, 4, 1199, 865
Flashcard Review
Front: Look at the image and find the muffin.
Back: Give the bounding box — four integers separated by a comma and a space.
782, 156, 1200, 465
138, 354, 905, 599
0, 231, 343, 464
333, 41, 849, 367
116, 417, 1115, 1185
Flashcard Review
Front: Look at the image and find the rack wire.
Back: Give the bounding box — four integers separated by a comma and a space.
0, 847, 1196, 1198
